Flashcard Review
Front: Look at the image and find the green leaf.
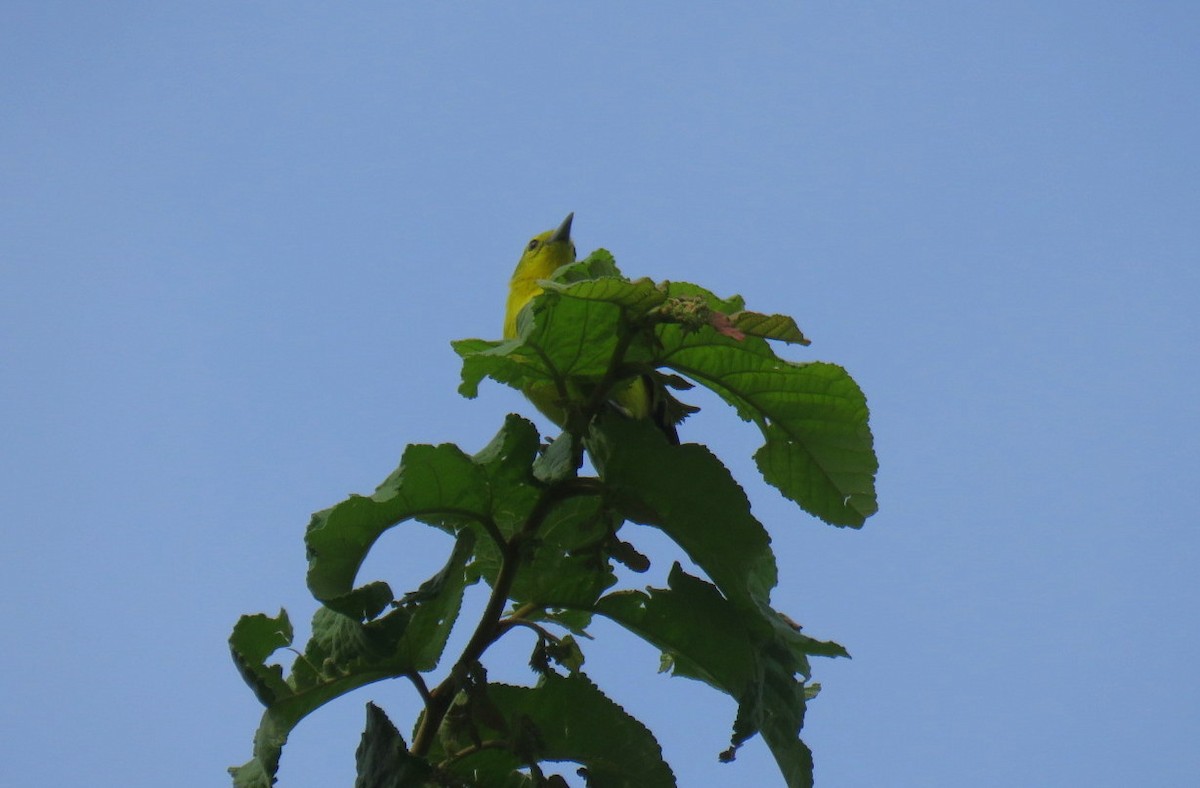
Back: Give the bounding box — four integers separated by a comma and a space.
394, 529, 474, 672
728, 645, 814, 788
542, 275, 666, 315
596, 568, 759, 697
657, 322, 877, 526
525, 293, 641, 378
530, 632, 586, 676
228, 609, 413, 785
449, 337, 506, 399
550, 634, 585, 673
306, 415, 542, 607
528, 607, 595, 639
598, 566, 836, 788
454, 262, 662, 420
752, 384, 878, 527
469, 413, 545, 538
451, 337, 541, 403
431, 673, 675, 788
770, 610, 851, 667
230, 610, 294, 706
548, 248, 621, 283
230, 531, 474, 784
660, 280, 745, 313
588, 414, 777, 609
532, 431, 581, 484
454, 293, 631, 405
469, 494, 616, 609
305, 444, 479, 605
355, 702, 432, 788
330, 581, 395, 622
230, 746, 276, 788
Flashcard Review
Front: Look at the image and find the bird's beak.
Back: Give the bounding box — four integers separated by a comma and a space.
549, 212, 574, 244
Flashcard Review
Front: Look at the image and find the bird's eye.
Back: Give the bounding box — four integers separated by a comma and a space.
527, 239, 540, 251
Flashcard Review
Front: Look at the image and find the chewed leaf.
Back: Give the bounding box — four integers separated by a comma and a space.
305, 415, 541, 606
730, 311, 811, 346
229, 531, 474, 784
229, 610, 293, 707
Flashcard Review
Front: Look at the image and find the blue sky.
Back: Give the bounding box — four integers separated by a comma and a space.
3, 3, 1198, 786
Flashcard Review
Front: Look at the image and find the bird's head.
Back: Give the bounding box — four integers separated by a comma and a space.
513, 212, 576, 282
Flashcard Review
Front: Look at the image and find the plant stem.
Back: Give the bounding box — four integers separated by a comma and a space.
404, 671, 433, 706
409, 477, 597, 757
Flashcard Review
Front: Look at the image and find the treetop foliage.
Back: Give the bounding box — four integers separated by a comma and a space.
230, 248, 877, 787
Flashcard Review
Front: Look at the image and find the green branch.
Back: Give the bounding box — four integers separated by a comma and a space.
410, 477, 599, 757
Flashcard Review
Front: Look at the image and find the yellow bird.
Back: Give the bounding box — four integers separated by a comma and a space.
504, 213, 678, 443
503, 213, 578, 340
